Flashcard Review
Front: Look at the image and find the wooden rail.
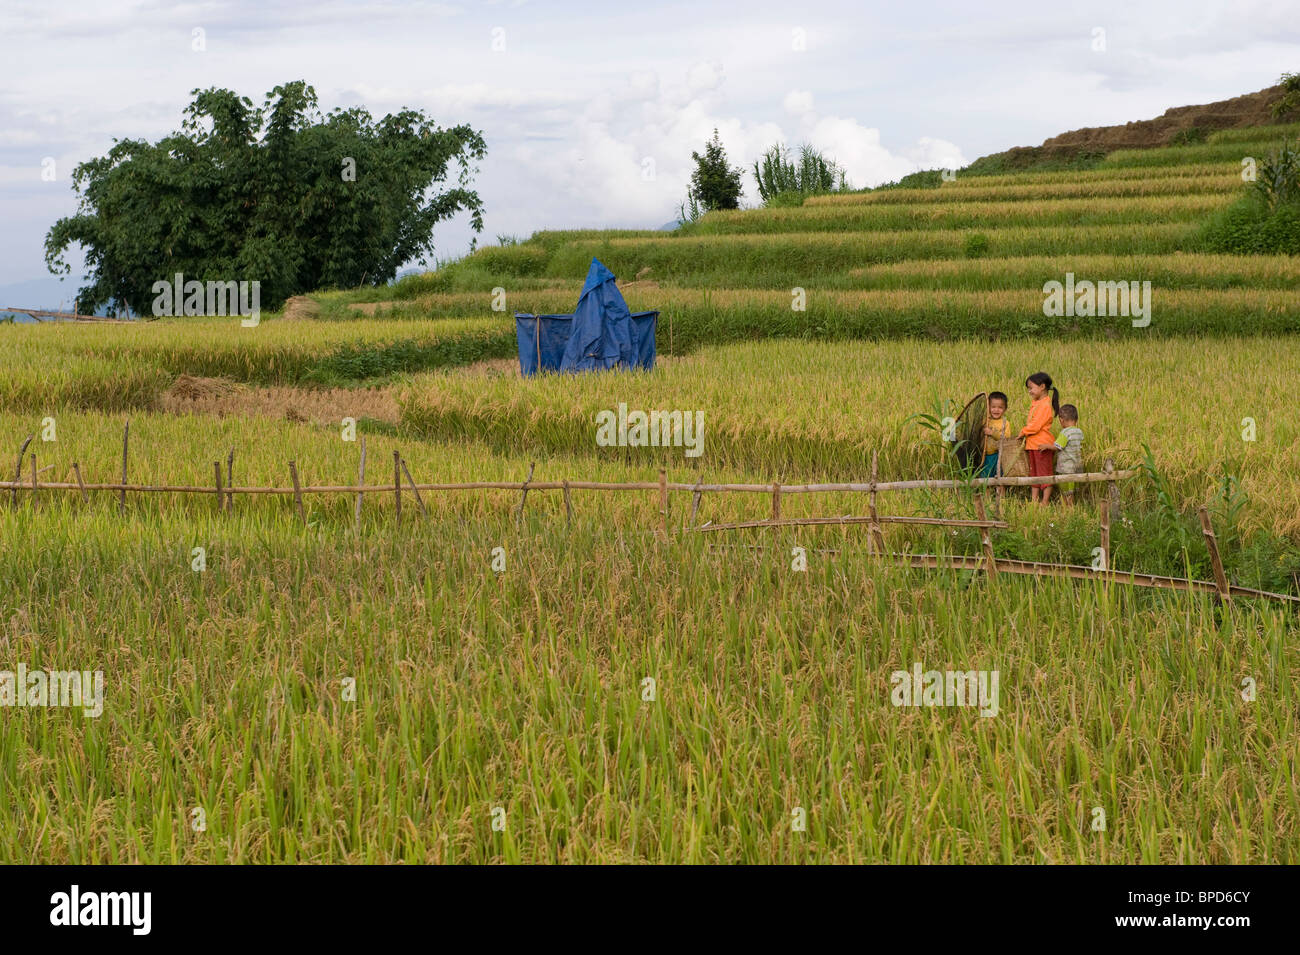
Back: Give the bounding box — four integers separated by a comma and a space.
2, 306, 132, 323
9, 428, 1284, 605
0, 469, 1137, 497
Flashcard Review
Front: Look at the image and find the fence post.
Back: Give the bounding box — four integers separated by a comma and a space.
1105, 457, 1120, 518
1198, 507, 1231, 602
119, 419, 129, 514
689, 478, 703, 528
869, 451, 885, 555
214, 461, 223, 514
354, 438, 367, 531
516, 462, 535, 526
400, 458, 426, 517
1098, 498, 1111, 572
226, 449, 235, 512
659, 468, 668, 537
562, 479, 572, 528
771, 480, 781, 537
11, 434, 32, 508
289, 461, 306, 524
393, 450, 402, 526
72, 462, 87, 503
974, 493, 997, 577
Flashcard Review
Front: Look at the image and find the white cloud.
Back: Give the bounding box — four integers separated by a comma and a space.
783, 90, 815, 115
1, 0, 1295, 285
686, 60, 726, 94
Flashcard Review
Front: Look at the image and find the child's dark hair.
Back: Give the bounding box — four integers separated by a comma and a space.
1059, 404, 1078, 422
1026, 372, 1060, 416
988, 391, 1008, 406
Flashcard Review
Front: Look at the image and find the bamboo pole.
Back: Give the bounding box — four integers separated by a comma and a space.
562, 479, 572, 528
697, 514, 1009, 532
698, 546, 1300, 606
400, 458, 426, 517
11, 433, 32, 507
1099, 498, 1111, 571
289, 461, 305, 524
974, 494, 997, 577
1199, 507, 1231, 602
0, 471, 1140, 497
770, 480, 781, 540
868, 451, 885, 555
72, 462, 87, 503
119, 419, 129, 514
659, 468, 668, 537
354, 438, 366, 531
1105, 457, 1121, 517
393, 450, 402, 525
516, 462, 535, 526
214, 461, 223, 514
897, 553, 1299, 603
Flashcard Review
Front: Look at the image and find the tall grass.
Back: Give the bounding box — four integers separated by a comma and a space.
0, 411, 1296, 862
399, 336, 1300, 539
807, 172, 1241, 206
689, 194, 1229, 235
544, 223, 1199, 280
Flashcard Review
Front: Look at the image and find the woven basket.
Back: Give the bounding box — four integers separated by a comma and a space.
996, 436, 1028, 478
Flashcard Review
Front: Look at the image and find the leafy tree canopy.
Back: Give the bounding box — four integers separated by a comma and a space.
45, 81, 487, 314
688, 128, 744, 211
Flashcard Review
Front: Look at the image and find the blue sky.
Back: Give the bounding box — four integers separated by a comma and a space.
0, 0, 1296, 300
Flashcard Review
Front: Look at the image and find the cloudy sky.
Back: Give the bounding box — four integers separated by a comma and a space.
1, 0, 1296, 299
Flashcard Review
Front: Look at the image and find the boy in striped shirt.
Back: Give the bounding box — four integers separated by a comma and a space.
1053, 405, 1085, 504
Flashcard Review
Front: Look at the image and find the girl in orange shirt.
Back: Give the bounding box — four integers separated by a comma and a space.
1021, 371, 1060, 504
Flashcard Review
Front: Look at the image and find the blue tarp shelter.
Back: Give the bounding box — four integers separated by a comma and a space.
515, 259, 658, 376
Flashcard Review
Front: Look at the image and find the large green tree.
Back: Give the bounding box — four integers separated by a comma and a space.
688, 128, 744, 211
45, 81, 487, 314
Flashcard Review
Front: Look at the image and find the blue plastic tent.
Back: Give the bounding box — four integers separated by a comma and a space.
515, 259, 658, 376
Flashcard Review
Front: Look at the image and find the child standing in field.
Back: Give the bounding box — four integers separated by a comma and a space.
978, 391, 1012, 480
1053, 404, 1085, 504
1020, 371, 1060, 504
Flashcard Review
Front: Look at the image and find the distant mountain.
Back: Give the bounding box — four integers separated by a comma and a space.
0, 275, 87, 313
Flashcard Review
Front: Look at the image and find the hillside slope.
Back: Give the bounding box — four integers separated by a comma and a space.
320, 118, 1300, 344
1043, 84, 1293, 151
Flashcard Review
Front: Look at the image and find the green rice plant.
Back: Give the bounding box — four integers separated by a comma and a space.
1099, 140, 1283, 169
844, 253, 1300, 291
1, 408, 1296, 863
1207, 122, 1300, 144
689, 193, 1229, 235
543, 223, 1199, 281
806, 172, 1241, 206
398, 335, 1300, 540
937, 161, 1238, 188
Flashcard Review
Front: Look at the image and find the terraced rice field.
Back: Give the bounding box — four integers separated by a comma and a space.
4, 121, 1299, 863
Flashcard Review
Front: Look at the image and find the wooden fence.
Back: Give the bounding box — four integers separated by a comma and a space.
4, 425, 1294, 606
